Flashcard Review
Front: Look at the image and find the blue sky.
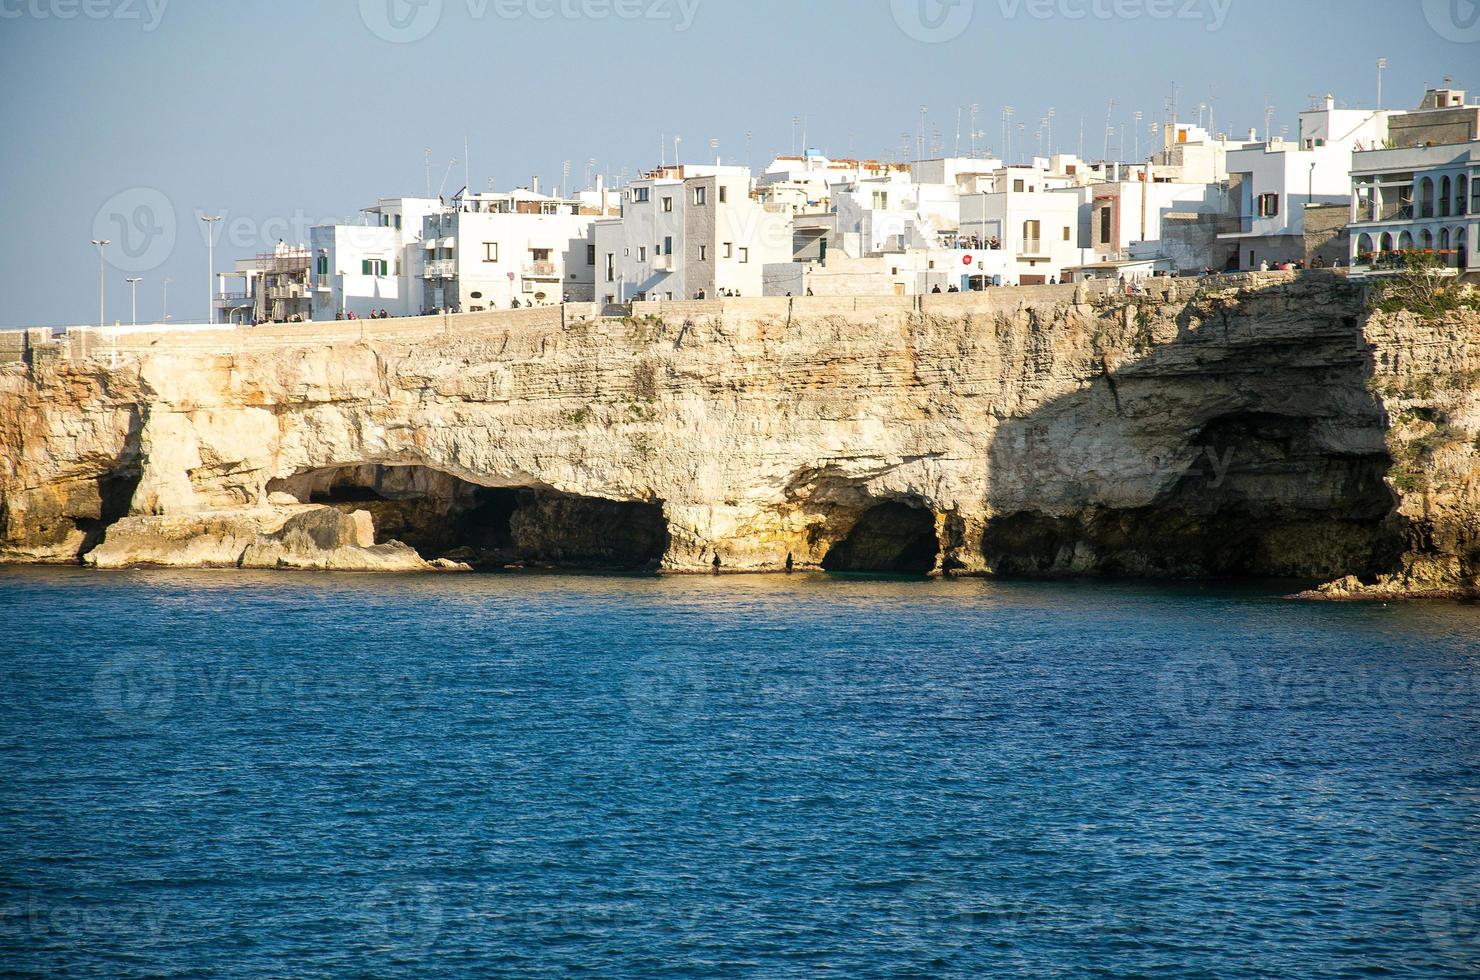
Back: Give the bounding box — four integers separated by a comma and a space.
0, 0, 1471, 326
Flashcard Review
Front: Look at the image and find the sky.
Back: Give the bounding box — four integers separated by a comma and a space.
0, 0, 1473, 327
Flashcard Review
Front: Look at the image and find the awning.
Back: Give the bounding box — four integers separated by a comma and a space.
423, 239, 436, 250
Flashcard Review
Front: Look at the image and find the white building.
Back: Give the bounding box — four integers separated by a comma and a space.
1089, 174, 1226, 263
1219, 97, 1399, 269
593, 165, 792, 302
420, 187, 611, 312
309, 197, 442, 320
959, 184, 1090, 285
1349, 140, 1478, 275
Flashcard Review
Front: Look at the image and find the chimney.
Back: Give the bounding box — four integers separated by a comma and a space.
532, 176, 540, 194
1324, 94, 1334, 111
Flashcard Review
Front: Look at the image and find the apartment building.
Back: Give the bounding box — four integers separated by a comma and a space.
309, 197, 441, 320
1219, 96, 1399, 269
959, 184, 1090, 284
592, 165, 791, 302
1348, 140, 1478, 274
420, 187, 609, 311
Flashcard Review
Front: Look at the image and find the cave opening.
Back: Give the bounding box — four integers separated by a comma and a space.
822, 501, 941, 575
983, 411, 1401, 581
267, 465, 669, 571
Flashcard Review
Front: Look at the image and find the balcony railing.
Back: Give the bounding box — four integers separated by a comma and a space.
1018, 239, 1043, 255
653, 254, 675, 271
423, 259, 455, 278
522, 261, 559, 278
215, 292, 250, 306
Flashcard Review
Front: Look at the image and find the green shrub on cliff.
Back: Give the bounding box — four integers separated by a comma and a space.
1367, 251, 1478, 320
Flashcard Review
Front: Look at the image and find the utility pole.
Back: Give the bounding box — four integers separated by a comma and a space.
90, 239, 109, 328
201, 215, 222, 324
126, 277, 142, 326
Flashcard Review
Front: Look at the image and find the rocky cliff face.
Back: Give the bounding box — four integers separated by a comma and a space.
1, 275, 1475, 594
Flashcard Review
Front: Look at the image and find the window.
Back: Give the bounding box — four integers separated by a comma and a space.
394, 214, 402, 230
1013, 179, 1025, 192
484, 242, 499, 262
316, 254, 328, 276
633, 187, 650, 203
662, 196, 673, 213
693, 186, 707, 206
723, 242, 733, 258
1257, 193, 1280, 218
718, 186, 728, 204
531, 248, 551, 262
605, 254, 615, 282
738, 247, 748, 264
1062, 226, 1071, 241
872, 191, 889, 209
1099, 207, 1112, 243
587, 244, 596, 264
639, 246, 648, 262
361, 258, 388, 276
1065, 165, 1076, 176
699, 245, 708, 261
663, 236, 673, 255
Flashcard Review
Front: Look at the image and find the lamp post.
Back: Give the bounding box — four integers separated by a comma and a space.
126, 277, 142, 326
90, 240, 110, 328
201, 215, 222, 324
162, 276, 172, 321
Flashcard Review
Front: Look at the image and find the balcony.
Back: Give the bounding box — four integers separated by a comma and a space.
1017, 239, 1044, 257
215, 292, 251, 307
268, 283, 307, 301
652, 253, 675, 271
522, 260, 560, 279
423, 259, 455, 279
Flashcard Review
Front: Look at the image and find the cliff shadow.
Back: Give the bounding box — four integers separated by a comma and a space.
982, 275, 1403, 583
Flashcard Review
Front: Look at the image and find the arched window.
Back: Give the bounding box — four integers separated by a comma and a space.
1457, 175, 1469, 215
1419, 177, 1435, 219
1380, 232, 1394, 252
1421, 229, 1434, 251
1398, 231, 1414, 250
1439, 176, 1452, 217
1357, 232, 1373, 257
1459, 229, 1470, 270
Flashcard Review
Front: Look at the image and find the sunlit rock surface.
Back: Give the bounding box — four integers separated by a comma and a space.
1, 276, 1475, 594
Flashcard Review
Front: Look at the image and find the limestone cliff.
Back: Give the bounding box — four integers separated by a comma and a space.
1, 274, 1475, 595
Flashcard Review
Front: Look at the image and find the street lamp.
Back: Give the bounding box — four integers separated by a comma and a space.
201, 215, 223, 324
90, 239, 110, 328
126, 277, 142, 327
162, 276, 172, 321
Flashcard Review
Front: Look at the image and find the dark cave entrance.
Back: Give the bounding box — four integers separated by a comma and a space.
268, 465, 670, 571
984, 412, 1401, 581
822, 501, 941, 574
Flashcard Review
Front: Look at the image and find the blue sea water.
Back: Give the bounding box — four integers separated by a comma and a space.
0, 567, 1477, 978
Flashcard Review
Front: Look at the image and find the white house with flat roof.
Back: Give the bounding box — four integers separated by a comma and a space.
959, 186, 1090, 285
593, 165, 791, 302
1219, 97, 1399, 269
307, 197, 442, 320
419, 188, 610, 311
1349, 141, 1478, 275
